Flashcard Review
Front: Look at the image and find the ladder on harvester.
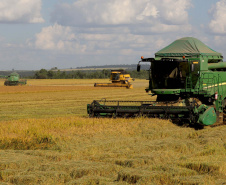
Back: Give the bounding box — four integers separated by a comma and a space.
216, 75, 224, 112
186, 77, 192, 90
197, 73, 215, 94
215, 74, 224, 124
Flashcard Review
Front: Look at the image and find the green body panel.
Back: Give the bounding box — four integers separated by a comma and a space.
7, 72, 20, 81
208, 62, 226, 70
194, 72, 226, 95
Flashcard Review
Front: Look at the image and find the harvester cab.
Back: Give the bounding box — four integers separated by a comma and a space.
138, 57, 199, 94
111, 71, 120, 82
88, 37, 226, 127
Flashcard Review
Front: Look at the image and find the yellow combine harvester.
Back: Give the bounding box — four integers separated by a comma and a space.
94, 70, 133, 89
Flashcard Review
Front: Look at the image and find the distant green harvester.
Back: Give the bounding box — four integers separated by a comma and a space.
0, 72, 27, 86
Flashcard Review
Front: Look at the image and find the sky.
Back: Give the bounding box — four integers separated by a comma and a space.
0, 0, 226, 70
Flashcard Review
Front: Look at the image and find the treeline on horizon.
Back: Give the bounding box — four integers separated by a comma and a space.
33, 69, 149, 79
76, 64, 138, 69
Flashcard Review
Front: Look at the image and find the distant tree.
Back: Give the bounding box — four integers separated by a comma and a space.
47, 70, 55, 79
34, 69, 48, 79
60, 71, 66, 79
51, 67, 58, 70
128, 70, 149, 79
33, 68, 148, 79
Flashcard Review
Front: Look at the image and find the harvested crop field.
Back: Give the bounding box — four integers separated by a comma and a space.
0, 79, 225, 184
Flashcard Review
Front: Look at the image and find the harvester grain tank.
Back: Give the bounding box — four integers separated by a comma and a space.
94, 70, 133, 89
87, 37, 226, 127
0, 72, 27, 86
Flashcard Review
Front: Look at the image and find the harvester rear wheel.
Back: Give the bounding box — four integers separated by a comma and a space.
4, 81, 9, 86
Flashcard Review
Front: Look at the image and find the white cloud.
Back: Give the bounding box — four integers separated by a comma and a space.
33, 23, 179, 58
133, 23, 192, 34
209, 0, 226, 34
35, 24, 88, 54
159, 0, 191, 25
51, 0, 192, 33
0, 0, 44, 23
3, 0, 226, 70
214, 36, 226, 45
136, 3, 159, 20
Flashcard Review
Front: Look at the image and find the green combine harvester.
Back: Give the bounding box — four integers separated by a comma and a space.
1, 72, 27, 86
87, 37, 226, 126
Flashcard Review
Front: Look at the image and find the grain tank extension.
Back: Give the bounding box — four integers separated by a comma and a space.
88, 37, 226, 126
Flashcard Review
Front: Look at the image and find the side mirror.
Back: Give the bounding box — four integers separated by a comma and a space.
137, 64, 141, 72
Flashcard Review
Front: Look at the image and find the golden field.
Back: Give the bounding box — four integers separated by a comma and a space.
0, 79, 225, 184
